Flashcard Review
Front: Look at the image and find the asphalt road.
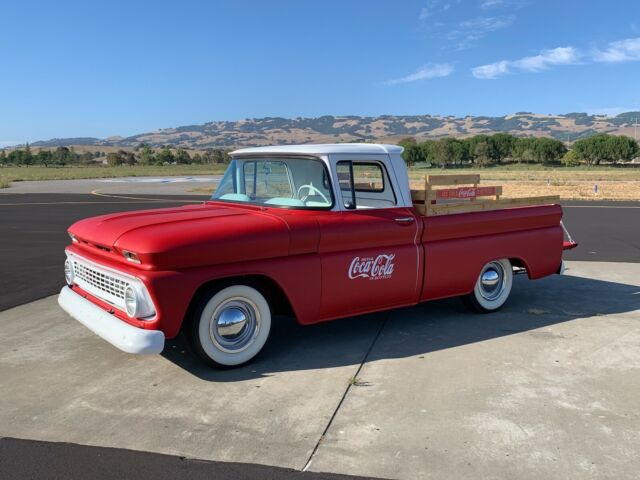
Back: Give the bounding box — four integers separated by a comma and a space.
0, 194, 640, 311
0, 438, 376, 480
0, 193, 207, 311
561, 201, 640, 263
0, 193, 638, 312
0, 193, 638, 480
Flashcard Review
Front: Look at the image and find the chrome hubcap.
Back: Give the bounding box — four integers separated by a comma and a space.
217, 307, 247, 337
210, 298, 260, 353
479, 262, 506, 301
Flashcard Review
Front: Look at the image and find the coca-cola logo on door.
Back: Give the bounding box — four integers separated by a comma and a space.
348, 254, 395, 280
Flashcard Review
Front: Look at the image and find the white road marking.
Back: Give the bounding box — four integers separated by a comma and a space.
90, 189, 203, 203
563, 205, 640, 209
0, 190, 204, 206
96, 176, 218, 184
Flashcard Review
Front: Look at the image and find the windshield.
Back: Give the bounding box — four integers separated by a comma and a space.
212, 157, 334, 209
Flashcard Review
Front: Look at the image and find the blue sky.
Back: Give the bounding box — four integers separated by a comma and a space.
1, 0, 640, 145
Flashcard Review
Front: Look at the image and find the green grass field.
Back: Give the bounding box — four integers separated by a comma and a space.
0, 165, 228, 188
2, 163, 639, 200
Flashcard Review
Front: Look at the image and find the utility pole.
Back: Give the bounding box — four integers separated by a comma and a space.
635, 117, 638, 141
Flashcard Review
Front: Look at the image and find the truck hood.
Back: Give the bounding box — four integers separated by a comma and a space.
69, 203, 290, 269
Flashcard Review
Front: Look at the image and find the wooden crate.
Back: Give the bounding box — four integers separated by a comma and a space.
410, 174, 559, 216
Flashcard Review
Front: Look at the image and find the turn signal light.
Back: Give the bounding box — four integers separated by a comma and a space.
122, 250, 141, 264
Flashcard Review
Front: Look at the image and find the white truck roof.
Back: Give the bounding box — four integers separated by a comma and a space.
229, 143, 412, 209
231, 143, 404, 156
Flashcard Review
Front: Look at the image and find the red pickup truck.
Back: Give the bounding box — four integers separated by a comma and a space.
59, 144, 575, 368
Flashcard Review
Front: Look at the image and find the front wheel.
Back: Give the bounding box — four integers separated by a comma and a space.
191, 285, 272, 368
463, 259, 513, 313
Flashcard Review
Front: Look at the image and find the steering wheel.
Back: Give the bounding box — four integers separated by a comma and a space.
297, 184, 330, 204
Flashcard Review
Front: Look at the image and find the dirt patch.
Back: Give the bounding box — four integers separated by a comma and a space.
501, 180, 640, 201
409, 168, 640, 201
408, 180, 640, 201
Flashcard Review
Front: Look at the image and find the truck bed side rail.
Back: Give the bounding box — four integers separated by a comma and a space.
411, 174, 560, 216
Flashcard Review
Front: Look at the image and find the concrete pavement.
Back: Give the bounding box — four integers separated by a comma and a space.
1, 261, 639, 479
309, 262, 640, 479
0, 176, 218, 196
0, 296, 384, 469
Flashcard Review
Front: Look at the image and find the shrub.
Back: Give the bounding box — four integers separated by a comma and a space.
561, 150, 581, 167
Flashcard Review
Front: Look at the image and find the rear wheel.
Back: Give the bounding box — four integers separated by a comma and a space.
463, 259, 513, 313
191, 285, 272, 368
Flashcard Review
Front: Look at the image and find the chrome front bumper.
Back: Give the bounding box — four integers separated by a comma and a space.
58, 286, 165, 354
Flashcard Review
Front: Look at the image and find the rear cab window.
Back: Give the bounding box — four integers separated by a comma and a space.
336, 161, 396, 209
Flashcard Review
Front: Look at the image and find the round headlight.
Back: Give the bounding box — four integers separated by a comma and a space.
64, 259, 74, 286
124, 286, 138, 318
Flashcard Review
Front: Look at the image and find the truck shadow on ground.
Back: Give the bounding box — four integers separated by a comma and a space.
161, 273, 640, 382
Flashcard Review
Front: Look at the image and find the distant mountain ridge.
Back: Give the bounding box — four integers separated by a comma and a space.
30, 112, 640, 150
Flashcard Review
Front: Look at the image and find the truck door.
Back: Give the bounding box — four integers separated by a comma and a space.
317, 156, 422, 320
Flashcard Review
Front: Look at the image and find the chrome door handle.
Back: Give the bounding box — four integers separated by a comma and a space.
395, 217, 415, 224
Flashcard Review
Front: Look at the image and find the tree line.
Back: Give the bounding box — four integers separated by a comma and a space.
399, 133, 639, 167
2, 134, 638, 168
104, 145, 231, 166
0, 144, 232, 167
0, 145, 96, 166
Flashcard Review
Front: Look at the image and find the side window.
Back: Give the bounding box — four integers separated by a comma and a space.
336, 161, 396, 209
353, 163, 384, 192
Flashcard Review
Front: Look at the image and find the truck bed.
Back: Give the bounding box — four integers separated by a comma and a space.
418, 202, 564, 301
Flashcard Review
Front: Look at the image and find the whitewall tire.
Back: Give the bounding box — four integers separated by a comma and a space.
463, 259, 513, 313
192, 285, 271, 368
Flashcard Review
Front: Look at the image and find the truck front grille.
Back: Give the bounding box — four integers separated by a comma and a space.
71, 256, 131, 311
74, 262, 128, 299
